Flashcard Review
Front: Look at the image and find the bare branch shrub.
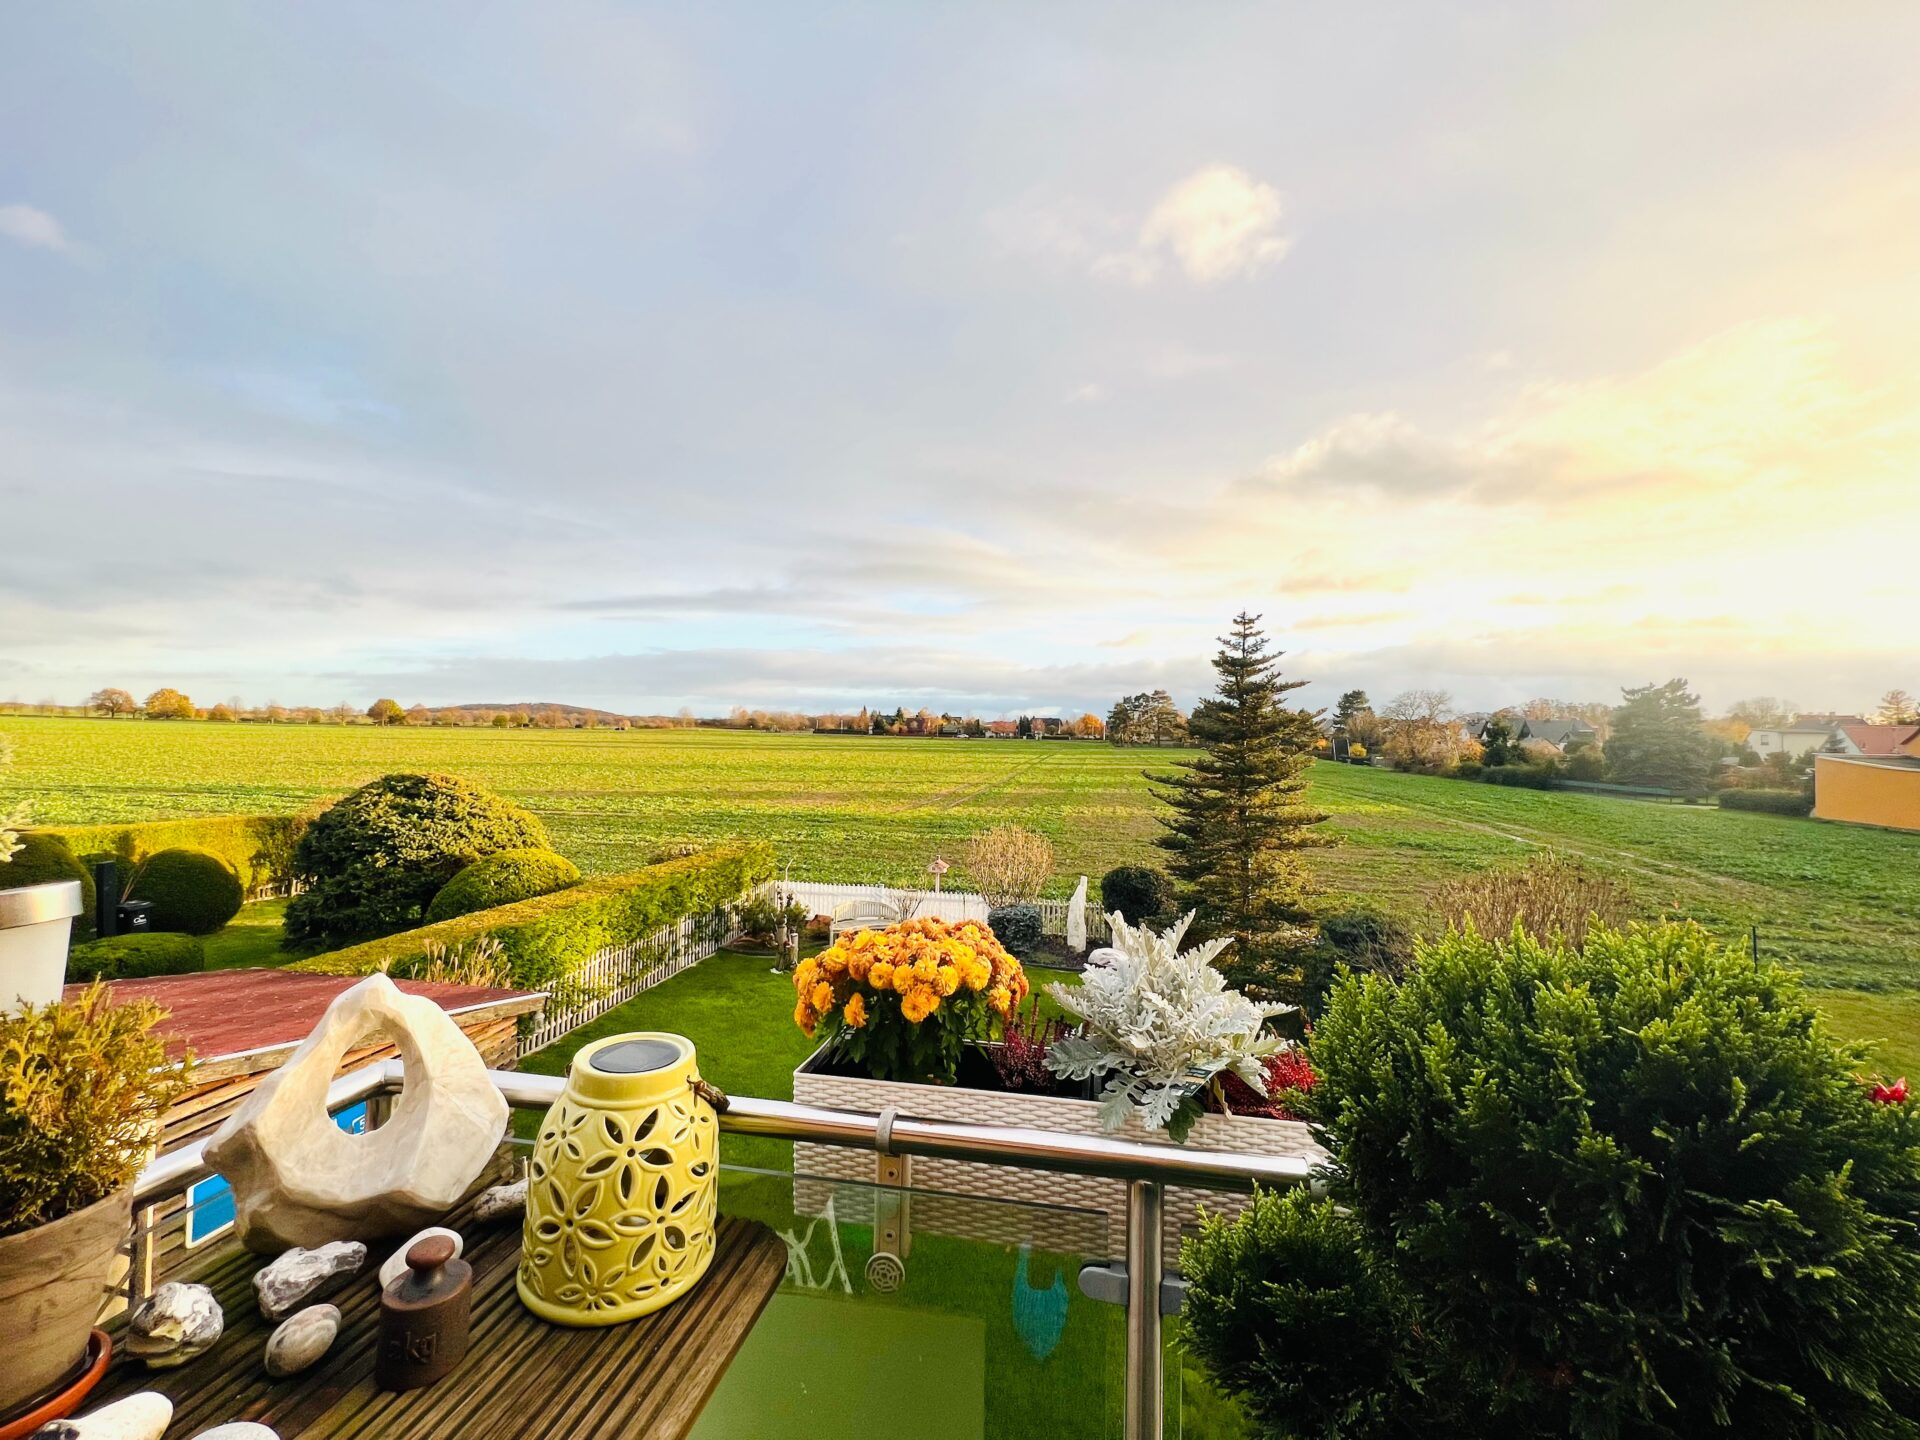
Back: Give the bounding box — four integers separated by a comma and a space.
1433, 851, 1632, 949
959, 824, 1054, 907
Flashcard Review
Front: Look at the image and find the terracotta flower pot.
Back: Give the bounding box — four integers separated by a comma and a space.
0, 1189, 131, 1419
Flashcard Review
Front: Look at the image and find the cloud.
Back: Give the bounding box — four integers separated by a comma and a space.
1135, 165, 1290, 283
987, 164, 1288, 286
0, 204, 69, 252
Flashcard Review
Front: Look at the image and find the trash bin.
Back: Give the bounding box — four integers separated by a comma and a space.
116, 900, 155, 933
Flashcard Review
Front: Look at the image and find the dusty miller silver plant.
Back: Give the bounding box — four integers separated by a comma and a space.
1046, 911, 1290, 1142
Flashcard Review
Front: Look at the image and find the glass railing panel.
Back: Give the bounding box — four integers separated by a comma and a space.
702, 1165, 1123, 1440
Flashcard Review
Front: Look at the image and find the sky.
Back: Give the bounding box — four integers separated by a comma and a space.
3, 3, 1918, 720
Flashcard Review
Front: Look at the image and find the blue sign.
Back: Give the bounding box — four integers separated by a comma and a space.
185, 1100, 369, 1247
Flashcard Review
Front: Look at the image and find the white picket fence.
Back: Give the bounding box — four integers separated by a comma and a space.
777, 879, 1110, 945
518, 907, 734, 1055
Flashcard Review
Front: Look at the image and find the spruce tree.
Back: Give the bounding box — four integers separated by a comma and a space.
1153, 612, 1330, 998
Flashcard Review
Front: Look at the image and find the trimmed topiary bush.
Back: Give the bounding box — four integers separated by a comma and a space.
426, 847, 581, 923
43, 813, 307, 898
1099, 865, 1175, 925
66, 932, 205, 982
986, 902, 1042, 958
285, 773, 550, 943
128, 847, 244, 935
0, 832, 96, 940
1718, 787, 1814, 816
1185, 921, 1920, 1439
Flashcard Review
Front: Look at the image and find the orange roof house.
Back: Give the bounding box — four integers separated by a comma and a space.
1835, 723, 1920, 757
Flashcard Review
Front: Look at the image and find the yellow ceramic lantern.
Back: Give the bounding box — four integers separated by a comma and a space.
517, 1032, 720, 1325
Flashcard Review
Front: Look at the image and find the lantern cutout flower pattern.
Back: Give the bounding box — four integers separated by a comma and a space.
517, 1032, 719, 1325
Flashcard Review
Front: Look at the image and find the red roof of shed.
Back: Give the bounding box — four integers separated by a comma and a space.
65, 969, 544, 1063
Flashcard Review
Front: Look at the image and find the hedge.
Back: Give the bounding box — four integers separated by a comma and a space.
66, 932, 205, 982
1479, 764, 1559, 789
290, 842, 775, 991
1718, 787, 1814, 816
986, 902, 1042, 957
37, 814, 303, 897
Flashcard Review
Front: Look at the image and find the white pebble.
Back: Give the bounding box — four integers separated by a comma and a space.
32, 1391, 173, 1440
126, 1281, 224, 1367
254, 1240, 366, 1320
190, 1426, 279, 1440
263, 1303, 341, 1378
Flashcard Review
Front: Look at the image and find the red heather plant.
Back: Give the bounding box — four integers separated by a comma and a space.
987, 998, 1070, 1092
1205, 1048, 1316, 1120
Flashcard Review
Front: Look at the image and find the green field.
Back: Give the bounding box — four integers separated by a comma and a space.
4, 716, 1914, 1069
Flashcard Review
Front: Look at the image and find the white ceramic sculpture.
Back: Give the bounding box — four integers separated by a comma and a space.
1066, 875, 1088, 953
206, 973, 510, 1252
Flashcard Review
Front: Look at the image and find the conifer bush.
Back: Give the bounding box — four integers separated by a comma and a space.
1184, 921, 1920, 1439
285, 773, 549, 942
1099, 865, 1175, 925
986, 902, 1042, 958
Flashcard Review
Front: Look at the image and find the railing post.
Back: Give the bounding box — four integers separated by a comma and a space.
1125, 1179, 1165, 1440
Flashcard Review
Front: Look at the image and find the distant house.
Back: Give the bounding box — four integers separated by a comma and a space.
938, 722, 963, 737
1033, 716, 1065, 736
1834, 723, 1920, 757
1745, 721, 1844, 760
1508, 718, 1598, 752
985, 720, 1021, 738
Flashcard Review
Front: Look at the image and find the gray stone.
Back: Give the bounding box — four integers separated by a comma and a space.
32, 1392, 172, 1440
253, 1240, 366, 1321
189, 1425, 280, 1439
471, 1178, 526, 1224
378, 1226, 463, 1290
206, 973, 510, 1252
125, 1281, 223, 1368
263, 1302, 341, 1378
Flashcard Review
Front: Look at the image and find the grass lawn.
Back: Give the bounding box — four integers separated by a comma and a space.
201, 898, 293, 969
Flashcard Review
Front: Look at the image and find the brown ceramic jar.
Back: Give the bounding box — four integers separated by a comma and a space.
377, 1234, 473, 1391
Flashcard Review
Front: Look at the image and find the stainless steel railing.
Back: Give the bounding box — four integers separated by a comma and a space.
133, 1061, 1315, 1440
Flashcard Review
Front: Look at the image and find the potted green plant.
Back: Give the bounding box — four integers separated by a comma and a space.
0, 983, 188, 1420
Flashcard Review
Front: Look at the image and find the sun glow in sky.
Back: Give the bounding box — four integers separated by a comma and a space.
3, 4, 1918, 717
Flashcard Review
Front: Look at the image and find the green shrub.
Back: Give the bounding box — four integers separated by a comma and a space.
1183, 1188, 1452, 1440
1098, 865, 1175, 925
1718, 787, 1813, 816
1561, 744, 1608, 782
128, 847, 243, 935
1449, 760, 1483, 780
986, 902, 1042, 957
42, 813, 305, 897
1301, 905, 1412, 1016
1185, 921, 1920, 1439
0, 983, 190, 1236
1479, 763, 1558, 789
66, 932, 205, 982
0, 833, 96, 940
291, 843, 774, 992
425, 848, 581, 923
285, 773, 550, 942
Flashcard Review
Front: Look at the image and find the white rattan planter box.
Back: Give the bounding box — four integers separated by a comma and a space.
791, 1045, 1325, 1260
